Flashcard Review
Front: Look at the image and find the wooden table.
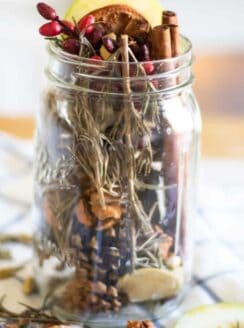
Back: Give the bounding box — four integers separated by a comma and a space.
1, 114, 243, 159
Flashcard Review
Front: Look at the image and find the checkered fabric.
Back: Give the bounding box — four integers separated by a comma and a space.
0, 133, 244, 327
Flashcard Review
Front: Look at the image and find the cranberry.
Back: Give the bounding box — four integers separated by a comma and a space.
90, 55, 102, 60
103, 37, 118, 53
62, 39, 80, 55
61, 20, 75, 32
37, 3, 57, 21
88, 55, 103, 74
143, 62, 155, 75
140, 44, 150, 61
86, 26, 105, 49
130, 44, 140, 59
78, 15, 95, 34
132, 80, 147, 93
39, 21, 63, 37
131, 43, 150, 62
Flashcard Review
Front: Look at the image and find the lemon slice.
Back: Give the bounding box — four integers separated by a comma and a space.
175, 304, 244, 328
65, 0, 163, 28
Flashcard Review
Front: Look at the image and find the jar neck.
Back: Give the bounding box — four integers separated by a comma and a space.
47, 35, 193, 96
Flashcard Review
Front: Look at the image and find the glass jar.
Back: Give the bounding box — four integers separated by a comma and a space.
34, 35, 201, 327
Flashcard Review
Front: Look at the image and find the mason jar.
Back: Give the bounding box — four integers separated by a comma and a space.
34, 35, 201, 327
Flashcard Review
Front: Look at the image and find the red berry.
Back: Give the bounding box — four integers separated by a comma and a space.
37, 3, 57, 20
90, 55, 102, 60
131, 44, 150, 62
39, 21, 62, 37
140, 45, 150, 61
143, 62, 155, 75
86, 27, 104, 48
78, 15, 95, 34
62, 39, 80, 55
61, 20, 75, 32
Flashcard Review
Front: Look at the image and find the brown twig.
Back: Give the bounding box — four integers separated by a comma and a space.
121, 35, 137, 271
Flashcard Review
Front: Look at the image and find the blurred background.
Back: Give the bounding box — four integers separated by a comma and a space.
0, 0, 244, 320
0, 0, 244, 158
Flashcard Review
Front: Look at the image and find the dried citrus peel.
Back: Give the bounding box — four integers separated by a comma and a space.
175, 304, 244, 328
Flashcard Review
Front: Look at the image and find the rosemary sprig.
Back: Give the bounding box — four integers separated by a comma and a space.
0, 234, 33, 245
0, 249, 12, 260
0, 266, 23, 280
0, 296, 63, 325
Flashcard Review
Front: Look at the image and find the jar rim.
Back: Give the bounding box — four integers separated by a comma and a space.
47, 35, 193, 95
49, 34, 192, 66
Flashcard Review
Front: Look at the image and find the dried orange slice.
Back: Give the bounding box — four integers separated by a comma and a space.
65, 0, 163, 28
88, 4, 150, 35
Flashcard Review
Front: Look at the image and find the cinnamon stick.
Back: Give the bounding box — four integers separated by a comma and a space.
162, 10, 180, 57
152, 12, 187, 256
169, 24, 180, 57
150, 25, 172, 60
162, 10, 178, 25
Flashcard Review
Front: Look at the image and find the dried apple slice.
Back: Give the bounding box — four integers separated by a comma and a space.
175, 304, 244, 328
117, 267, 184, 302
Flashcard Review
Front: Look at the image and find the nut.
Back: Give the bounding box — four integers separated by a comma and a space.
165, 254, 182, 270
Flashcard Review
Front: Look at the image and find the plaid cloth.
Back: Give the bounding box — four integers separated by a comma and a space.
0, 133, 244, 327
